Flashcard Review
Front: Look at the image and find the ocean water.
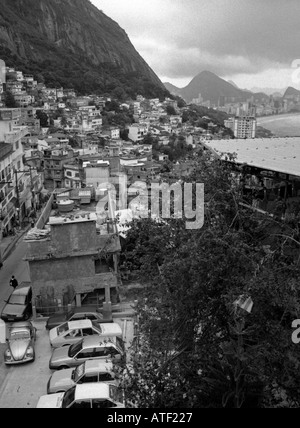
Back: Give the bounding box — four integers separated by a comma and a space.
257, 114, 300, 137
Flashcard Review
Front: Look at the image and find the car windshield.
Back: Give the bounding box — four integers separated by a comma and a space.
91, 323, 102, 333
69, 340, 83, 358
57, 323, 70, 336
73, 363, 85, 382
10, 330, 30, 340
109, 385, 124, 404
8, 295, 26, 305
62, 386, 76, 408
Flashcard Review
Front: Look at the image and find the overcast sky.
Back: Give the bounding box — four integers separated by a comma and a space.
91, 0, 300, 90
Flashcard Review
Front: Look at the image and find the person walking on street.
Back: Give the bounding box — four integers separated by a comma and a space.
9, 276, 18, 290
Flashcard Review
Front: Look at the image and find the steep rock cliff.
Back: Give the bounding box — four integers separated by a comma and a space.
0, 0, 168, 97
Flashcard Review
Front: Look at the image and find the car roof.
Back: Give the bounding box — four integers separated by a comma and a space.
12, 287, 31, 296
82, 336, 116, 348
84, 360, 114, 374
9, 321, 33, 329
66, 320, 93, 330
74, 383, 112, 401
10, 327, 31, 335
98, 323, 122, 334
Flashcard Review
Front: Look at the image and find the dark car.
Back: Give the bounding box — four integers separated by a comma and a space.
1, 286, 32, 322
46, 307, 112, 331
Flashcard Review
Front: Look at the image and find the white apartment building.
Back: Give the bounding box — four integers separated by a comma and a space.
127, 123, 149, 142
63, 164, 82, 189
101, 127, 120, 140
15, 71, 23, 81
225, 115, 257, 139
83, 161, 110, 188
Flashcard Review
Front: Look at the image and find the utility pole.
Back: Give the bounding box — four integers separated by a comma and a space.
14, 169, 20, 208
14, 168, 21, 227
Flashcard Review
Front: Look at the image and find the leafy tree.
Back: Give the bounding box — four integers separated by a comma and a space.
105, 100, 120, 113
119, 152, 300, 408
36, 110, 49, 127
36, 73, 45, 84
142, 133, 158, 146
166, 105, 177, 116
61, 116, 68, 127
120, 129, 129, 141
175, 96, 186, 108
4, 91, 16, 108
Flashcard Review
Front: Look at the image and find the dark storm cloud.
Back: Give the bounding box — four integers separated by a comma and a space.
93, 0, 300, 82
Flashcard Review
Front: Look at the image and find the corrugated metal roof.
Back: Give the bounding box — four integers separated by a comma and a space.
205, 138, 300, 177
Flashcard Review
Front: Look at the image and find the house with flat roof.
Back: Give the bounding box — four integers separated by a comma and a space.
25, 190, 121, 317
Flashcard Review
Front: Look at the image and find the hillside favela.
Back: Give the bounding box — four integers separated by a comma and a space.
0, 0, 300, 411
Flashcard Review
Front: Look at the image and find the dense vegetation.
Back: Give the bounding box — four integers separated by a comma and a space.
118, 152, 300, 408
182, 104, 230, 126
0, 49, 170, 99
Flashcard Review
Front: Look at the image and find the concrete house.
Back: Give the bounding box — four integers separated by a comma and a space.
25, 192, 121, 317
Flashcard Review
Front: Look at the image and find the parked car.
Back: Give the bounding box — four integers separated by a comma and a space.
49, 319, 123, 349
37, 383, 125, 408
49, 336, 125, 371
47, 360, 118, 394
4, 321, 36, 365
1, 286, 32, 322
45, 307, 109, 331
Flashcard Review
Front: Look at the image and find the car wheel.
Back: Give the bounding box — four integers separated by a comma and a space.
24, 313, 30, 321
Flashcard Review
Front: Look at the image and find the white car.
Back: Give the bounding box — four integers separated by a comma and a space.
47, 360, 118, 394
37, 383, 125, 408
49, 320, 123, 348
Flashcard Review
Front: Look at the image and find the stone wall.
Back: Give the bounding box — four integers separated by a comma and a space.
29, 253, 118, 311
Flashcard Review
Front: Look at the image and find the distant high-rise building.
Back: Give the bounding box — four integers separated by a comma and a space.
224, 114, 257, 139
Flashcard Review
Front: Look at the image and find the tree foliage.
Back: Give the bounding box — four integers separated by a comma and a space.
4, 90, 16, 108
119, 152, 300, 408
36, 110, 49, 127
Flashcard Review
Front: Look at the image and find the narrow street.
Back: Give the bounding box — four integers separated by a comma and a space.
0, 240, 31, 398
0, 239, 136, 408
0, 241, 30, 314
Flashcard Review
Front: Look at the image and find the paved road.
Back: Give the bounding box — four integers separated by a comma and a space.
0, 240, 31, 396
0, 320, 52, 408
0, 241, 30, 313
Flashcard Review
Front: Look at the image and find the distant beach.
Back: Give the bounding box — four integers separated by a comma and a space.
257, 113, 300, 137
